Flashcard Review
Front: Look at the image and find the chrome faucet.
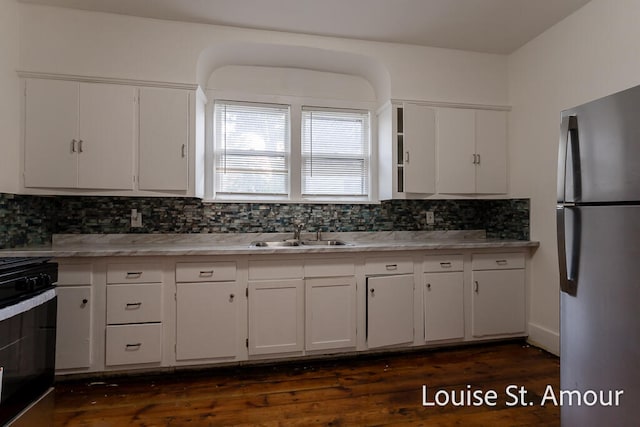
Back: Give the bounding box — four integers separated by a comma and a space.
293, 223, 305, 241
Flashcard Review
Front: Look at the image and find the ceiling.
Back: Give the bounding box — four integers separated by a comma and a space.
19, 0, 591, 54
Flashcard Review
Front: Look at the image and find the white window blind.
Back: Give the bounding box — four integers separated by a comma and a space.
214, 102, 290, 197
301, 108, 370, 197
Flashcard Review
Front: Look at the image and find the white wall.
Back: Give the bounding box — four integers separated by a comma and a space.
0, 0, 20, 193
508, 0, 640, 354
18, 3, 508, 107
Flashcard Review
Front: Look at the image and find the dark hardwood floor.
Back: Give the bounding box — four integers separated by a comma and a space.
53, 341, 559, 426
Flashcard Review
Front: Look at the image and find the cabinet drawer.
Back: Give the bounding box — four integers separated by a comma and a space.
472, 253, 525, 270
175, 262, 237, 283
304, 258, 355, 278
424, 255, 464, 273
107, 263, 163, 284
105, 323, 162, 366
249, 260, 303, 280
365, 257, 413, 275
106, 284, 162, 325
58, 263, 93, 286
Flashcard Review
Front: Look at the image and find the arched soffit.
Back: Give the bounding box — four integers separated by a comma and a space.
196, 42, 391, 101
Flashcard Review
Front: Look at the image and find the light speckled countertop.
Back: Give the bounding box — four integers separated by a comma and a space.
0, 231, 538, 258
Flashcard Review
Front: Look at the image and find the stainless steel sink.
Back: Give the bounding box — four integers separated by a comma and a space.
249, 239, 350, 248
300, 240, 349, 246
249, 240, 300, 247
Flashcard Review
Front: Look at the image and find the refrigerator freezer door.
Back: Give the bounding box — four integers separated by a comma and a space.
561, 205, 640, 426
562, 84, 640, 203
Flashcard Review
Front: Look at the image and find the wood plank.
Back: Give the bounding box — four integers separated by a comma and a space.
53, 341, 559, 426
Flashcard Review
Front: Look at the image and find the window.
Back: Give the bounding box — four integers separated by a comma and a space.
212, 100, 372, 202
301, 108, 370, 199
213, 102, 290, 197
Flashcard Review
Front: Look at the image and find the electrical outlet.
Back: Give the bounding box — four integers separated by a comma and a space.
426, 211, 435, 225
131, 209, 143, 228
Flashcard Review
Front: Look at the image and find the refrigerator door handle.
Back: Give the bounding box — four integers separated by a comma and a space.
557, 115, 581, 203
557, 116, 570, 204
557, 207, 580, 296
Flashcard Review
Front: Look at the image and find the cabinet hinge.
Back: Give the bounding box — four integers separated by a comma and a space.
245, 338, 249, 348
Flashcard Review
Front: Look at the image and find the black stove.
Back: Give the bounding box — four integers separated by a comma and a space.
0, 257, 57, 425
0, 257, 57, 309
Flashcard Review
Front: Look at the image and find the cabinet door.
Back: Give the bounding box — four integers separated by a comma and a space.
56, 286, 92, 370
305, 277, 356, 351
367, 275, 414, 349
472, 269, 525, 337
24, 79, 78, 188
176, 282, 238, 360
404, 104, 436, 194
437, 108, 476, 194
139, 87, 189, 191
424, 272, 464, 342
77, 83, 135, 189
475, 110, 507, 194
248, 280, 304, 355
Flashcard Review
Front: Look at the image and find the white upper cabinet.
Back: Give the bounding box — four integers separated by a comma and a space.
139, 87, 190, 191
437, 108, 507, 195
24, 79, 78, 188
403, 103, 436, 194
378, 102, 436, 199
24, 79, 135, 190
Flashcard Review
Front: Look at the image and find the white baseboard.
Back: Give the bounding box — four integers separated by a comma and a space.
527, 322, 559, 355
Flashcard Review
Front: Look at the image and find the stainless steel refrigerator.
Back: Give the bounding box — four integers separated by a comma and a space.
557, 85, 640, 426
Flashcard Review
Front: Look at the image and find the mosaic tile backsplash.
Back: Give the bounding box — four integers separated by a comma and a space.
0, 193, 529, 249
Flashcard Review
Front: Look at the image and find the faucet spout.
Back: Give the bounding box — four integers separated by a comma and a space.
293, 223, 305, 241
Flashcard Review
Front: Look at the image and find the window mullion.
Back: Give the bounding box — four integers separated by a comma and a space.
289, 103, 302, 200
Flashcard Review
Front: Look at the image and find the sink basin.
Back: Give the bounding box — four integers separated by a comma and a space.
249, 240, 300, 248
249, 239, 350, 248
301, 240, 350, 246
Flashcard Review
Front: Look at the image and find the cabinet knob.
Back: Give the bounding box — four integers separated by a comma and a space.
229, 294, 235, 301
370, 288, 375, 296
81, 298, 88, 305
427, 283, 431, 290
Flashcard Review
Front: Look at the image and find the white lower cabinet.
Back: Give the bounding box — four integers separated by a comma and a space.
305, 277, 356, 351
105, 323, 162, 366
175, 281, 238, 360
248, 279, 304, 355
423, 255, 465, 342
56, 262, 95, 371
471, 253, 526, 337
56, 286, 93, 370
366, 274, 414, 349
105, 262, 164, 367
175, 261, 240, 361
424, 272, 464, 342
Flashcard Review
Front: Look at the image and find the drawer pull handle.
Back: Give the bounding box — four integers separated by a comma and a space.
496, 260, 508, 266
440, 262, 452, 268
126, 302, 142, 309
385, 264, 398, 270
199, 270, 214, 276
126, 272, 143, 278
126, 343, 142, 350
474, 281, 479, 293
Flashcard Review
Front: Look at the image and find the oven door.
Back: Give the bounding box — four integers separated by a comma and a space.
0, 289, 56, 426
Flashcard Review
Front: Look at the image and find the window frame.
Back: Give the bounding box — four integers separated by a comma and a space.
212, 100, 291, 200
301, 106, 371, 201
206, 91, 378, 203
